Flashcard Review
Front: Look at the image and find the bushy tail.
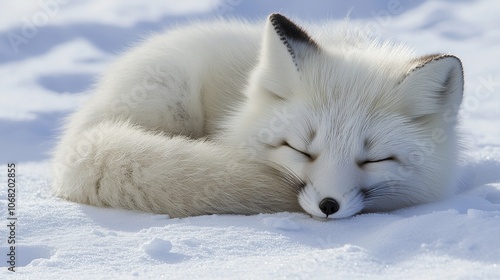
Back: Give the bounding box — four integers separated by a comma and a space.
52, 121, 302, 218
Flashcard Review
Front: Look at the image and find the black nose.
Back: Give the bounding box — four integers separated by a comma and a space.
319, 198, 339, 217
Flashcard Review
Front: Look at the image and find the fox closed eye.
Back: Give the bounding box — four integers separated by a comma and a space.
360, 156, 396, 166
282, 141, 313, 160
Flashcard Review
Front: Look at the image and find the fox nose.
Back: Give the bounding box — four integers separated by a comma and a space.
319, 198, 339, 217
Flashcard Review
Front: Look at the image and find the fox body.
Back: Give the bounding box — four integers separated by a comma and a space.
52, 14, 464, 219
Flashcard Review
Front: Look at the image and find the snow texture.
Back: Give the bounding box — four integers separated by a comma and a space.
1, 0, 500, 279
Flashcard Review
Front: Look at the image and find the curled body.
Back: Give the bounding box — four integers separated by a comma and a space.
52, 14, 464, 219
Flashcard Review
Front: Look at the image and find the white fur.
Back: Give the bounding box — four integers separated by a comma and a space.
52, 14, 464, 219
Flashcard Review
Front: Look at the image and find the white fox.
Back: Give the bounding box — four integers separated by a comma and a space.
52, 14, 464, 219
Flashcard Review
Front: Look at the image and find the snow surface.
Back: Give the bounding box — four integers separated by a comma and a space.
1, 0, 500, 279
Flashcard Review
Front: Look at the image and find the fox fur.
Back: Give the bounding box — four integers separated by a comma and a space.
52, 14, 464, 219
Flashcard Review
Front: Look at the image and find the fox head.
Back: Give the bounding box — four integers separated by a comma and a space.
228, 14, 464, 219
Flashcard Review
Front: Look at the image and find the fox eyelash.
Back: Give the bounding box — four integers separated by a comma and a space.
282, 141, 314, 160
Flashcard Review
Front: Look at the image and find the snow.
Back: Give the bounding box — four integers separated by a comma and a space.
1, 0, 500, 279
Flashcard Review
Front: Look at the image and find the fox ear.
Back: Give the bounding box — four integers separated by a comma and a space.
251, 13, 319, 99
399, 54, 464, 119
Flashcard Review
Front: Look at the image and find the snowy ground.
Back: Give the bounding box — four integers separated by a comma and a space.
1, 0, 500, 279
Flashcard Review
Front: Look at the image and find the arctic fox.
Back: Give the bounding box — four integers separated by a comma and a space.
52, 14, 464, 219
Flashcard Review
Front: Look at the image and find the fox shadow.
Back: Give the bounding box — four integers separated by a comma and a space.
458, 158, 500, 193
